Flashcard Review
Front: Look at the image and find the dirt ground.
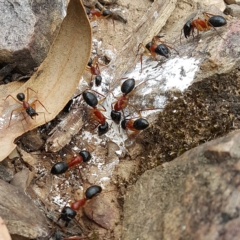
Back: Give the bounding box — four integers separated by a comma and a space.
2, 0, 237, 239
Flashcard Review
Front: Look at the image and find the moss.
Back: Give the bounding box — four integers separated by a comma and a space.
133, 68, 240, 176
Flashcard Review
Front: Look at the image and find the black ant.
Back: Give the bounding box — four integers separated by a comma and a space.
82, 91, 109, 136
58, 185, 102, 227
51, 150, 91, 175
138, 36, 179, 72
121, 117, 149, 134
181, 12, 227, 43
3, 87, 49, 127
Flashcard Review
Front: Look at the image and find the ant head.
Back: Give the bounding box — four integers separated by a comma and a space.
111, 110, 121, 124
87, 58, 93, 67
82, 91, 98, 107
95, 75, 102, 86
60, 206, 77, 227
155, 44, 170, 58
183, 19, 192, 38
85, 185, 102, 199
121, 78, 135, 95
79, 150, 91, 162
133, 118, 149, 130
17, 93, 25, 101
145, 42, 153, 51
26, 108, 38, 119
121, 118, 128, 130
98, 122, 109, 136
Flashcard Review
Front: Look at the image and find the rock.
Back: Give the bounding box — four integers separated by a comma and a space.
201, 0, 226, 11
0, 0, 68, 74
82, 0, 98, 8
225, 0, 240, 5
224, 4, 240, 17
10, 168, 35, 191
0, 179, 50, 238
19, 129, 45, 151
83, 195, 119, 230
122, 130, 240, 240
0, 163, 14, 182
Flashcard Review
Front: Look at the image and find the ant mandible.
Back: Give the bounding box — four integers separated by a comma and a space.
138, 36, 179, 72
181, 12, 227, 42
82, 91, 109, 136
3, 87, 49, 128
51, 150, 91, 175
58, 185, 102, 227
121, 117, 149, 134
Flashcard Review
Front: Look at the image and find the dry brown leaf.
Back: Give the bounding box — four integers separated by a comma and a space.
0, 0, 92, 161
0, 217, 11, 240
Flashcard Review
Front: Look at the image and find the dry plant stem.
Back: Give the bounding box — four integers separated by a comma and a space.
106, 0, 178, 87
46, 107, 86, 152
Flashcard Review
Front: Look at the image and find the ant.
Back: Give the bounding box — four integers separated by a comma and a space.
138, 36, 179, 72
86, 7, 113, 22
58, 185, 102, 227
111, 78, 135, 124
121, 117, 149, 134
181, 12, 227, 42
86, 6, 117, 30
51, 150, 91, 175
82, 91, 109, 136
3, 87, 49, 128
111, 78, 152, 124
86, 57, 102, 87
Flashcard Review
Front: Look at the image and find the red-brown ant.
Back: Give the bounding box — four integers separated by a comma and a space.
82, 91, 109, 135
111, 78, 135, 124
3, 87, 49, 127
86, 57, 102, 86
121, 117, 149, 134
70, 185, 102, 211
138, 36, 179, 72
181, 12, 227, 42
51, 150, 91, 175
86, 6, 116, 29
111, 78, 153, 124
58, 185, 102, 227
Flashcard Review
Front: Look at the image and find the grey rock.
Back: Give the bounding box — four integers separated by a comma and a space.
0, 179, 49, 238
225, 0, 240, 5
0, 0, 68, 74
224, 4, 240, 17
122, 130, 240, 240
0, 163, 14, 182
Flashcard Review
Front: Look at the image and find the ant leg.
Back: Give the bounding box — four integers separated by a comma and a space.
26, 87, 38, 102
3, 95, 22, 105
207, 22, 226, 41
7, 107, 25, 128
30, 99, 50, 114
